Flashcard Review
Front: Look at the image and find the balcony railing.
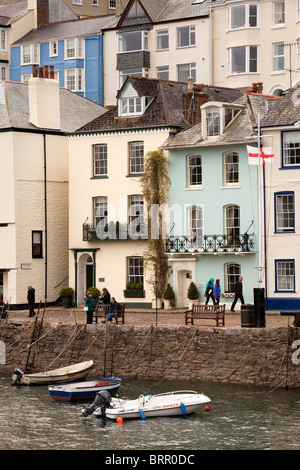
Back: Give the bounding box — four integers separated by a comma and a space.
165, 233, 255, 254
83, 223, 148, 241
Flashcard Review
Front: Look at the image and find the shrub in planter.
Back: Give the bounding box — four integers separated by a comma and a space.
124, 281, 145, 298
163, 284, 175, 310
187, 281, 199, 308
85, 286, 100, 302
59, 287, 74, 308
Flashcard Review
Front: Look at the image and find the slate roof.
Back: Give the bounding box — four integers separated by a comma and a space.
12, 14, 117, 44
0, 0, 28, 26
0, 80, 107, 133
259, 87, 300, 128
162, 91, 282, 150
76, 77, 246, 135
76, 76, 189, 133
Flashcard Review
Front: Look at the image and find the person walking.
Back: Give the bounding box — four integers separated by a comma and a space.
213, 279, 221, 305
84, 291, 96, 324
205, 278, 215, 305
231, 276, 245, 312
27, 285, 35, 317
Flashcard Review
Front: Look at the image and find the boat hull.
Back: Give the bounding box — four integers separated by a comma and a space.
12, 360, 94, 386
49, 378, 122, 401
94, 391, 211, 420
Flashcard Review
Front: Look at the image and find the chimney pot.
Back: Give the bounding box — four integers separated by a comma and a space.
187, 76, 194, 92
257, 82, 263, 94
32, 64, 38, 78
38, 67, 43, 78
44, 65, 49, 78
49, 66, 54, 79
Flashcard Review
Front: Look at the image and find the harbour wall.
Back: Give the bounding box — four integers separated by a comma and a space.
0, 322, 299, 389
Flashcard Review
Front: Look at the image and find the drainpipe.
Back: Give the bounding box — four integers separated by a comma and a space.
43, 133, 48, 303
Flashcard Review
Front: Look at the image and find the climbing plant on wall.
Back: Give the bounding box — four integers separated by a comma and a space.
140, 149, 170, 299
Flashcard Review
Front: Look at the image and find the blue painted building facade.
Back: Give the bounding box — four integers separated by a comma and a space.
9, 16, 114, 106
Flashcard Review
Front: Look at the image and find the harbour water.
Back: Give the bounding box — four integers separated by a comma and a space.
0, 373, 299, 451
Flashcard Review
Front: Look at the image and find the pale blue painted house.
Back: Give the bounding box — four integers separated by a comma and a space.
9, 15, 116, 106
162, 83, 273, 309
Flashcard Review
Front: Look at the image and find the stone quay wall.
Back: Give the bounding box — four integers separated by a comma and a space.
1, 322, 299, 389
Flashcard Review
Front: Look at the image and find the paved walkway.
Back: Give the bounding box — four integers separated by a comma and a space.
4, 306, 294, 328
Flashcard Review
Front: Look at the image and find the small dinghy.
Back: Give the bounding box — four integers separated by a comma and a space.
49, 377, 122, 401
82, 390, 211, 420
12, 360, 94, 385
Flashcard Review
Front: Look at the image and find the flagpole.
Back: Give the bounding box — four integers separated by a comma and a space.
257, 114, 263, 286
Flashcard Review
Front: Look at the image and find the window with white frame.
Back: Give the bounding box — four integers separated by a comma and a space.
0, 29, 6, 51
229, 4, 258, 29
226, 263, 241, 292
32, 231, 43, 258
275, 192, 295, 232
93, 196, 108, 228
120, 96, 142, 116
206, 107, 220, 136
109, 0, 116, 8
119, 68, 148, 88
92, 0, 98, 4
21, 44, 39, 65
188, 155, 202, 187
282, 131, 300, 166
225, 205, 240, 245
21, 73, 32, 83
118, 31, 148, 53
275, 260, 295, 291
273, 1, 285, 25
157, 65, 169, 80
93, 144, 107, 176
65, 68, 83, 92
177, 63, 196, 83
127, 256, 144, 284
128, 195, 144, 237
50, 41, 58, 57
127, 0, 144, 18
177, 26, 195, 48
224, 152, 239, 185
187, 205, 203, 248
129, 141, 144, 174
73, 0, 82, 4
157, 29, 169, 50
229, 46, 258, 74
273, 42, 284, 71
65, 38, 83, 59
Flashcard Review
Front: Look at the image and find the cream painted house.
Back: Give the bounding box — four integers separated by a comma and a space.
211, 0, 300, 95
68, 76, 193, 307
0, 66, 106, 308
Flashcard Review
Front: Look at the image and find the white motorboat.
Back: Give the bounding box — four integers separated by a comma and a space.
82, 390, 211, 420
12, 360, 94, 385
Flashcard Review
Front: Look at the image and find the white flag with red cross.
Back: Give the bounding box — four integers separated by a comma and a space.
247, 145, 275, 165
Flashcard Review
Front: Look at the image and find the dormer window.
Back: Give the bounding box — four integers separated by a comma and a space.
121, 97, 142, 115
202, 103, 243, 139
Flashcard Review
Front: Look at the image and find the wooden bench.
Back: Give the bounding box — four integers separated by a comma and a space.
92, 303, 125, 324
185, 304, 225, 327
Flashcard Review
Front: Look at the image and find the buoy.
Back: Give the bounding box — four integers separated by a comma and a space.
116, 417, 123, 424
205, 406, 211, 412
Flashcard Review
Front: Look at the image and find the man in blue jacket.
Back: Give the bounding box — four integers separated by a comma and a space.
102, 297, 119, 323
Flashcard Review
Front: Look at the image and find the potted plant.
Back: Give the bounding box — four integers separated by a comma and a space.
163, 283, 175, 310
124, 282, 145, 298
85, 286, 100, 303
59, 287, 74, 308
187, 282, 199, 309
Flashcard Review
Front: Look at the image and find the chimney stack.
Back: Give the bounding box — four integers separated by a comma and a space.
182, 78, 208, 125
29, 66, 60, 130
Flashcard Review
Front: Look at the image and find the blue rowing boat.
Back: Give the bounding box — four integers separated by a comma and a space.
48, 377, 122, 401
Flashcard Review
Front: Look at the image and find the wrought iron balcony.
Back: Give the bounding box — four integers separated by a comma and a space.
165, 233, 255, 254
83, 223, 148, 241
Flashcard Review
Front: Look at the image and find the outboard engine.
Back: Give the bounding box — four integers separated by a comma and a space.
12, 367, 24, 385
82, 390, 112, 417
